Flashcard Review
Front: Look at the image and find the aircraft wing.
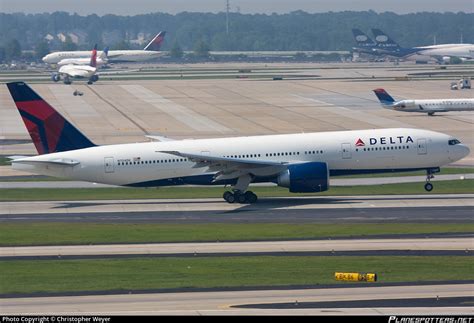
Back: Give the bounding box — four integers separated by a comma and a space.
158, 150, 288, 181
146, 135, 175, 142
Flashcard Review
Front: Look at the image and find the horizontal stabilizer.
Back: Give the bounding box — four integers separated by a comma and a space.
12, 158, 80, 166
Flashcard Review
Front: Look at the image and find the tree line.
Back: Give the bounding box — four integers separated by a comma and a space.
0, 10, 472, 62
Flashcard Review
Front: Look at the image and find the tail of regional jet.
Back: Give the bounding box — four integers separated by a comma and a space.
352, 28, 376, 47
373, 88, 396, 106
6, 82, 96, 155
144, 31, 167, 51
89, 44, 98, 67
371, 29, 400, 49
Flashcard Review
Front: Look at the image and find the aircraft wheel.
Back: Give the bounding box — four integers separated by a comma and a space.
236, 192, 247, 204
223, 191, 235, 203
424, 182, 433, 192
244, 191, 258, 204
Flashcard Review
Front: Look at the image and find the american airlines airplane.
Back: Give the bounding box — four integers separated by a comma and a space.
42, 31, 166, 64
6, 82, 470, 203
373, 88, 474, 116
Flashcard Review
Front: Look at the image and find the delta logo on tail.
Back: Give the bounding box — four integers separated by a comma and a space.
355, 138, 365, 146
6, 82, 95, 155
144, 31, 167, 51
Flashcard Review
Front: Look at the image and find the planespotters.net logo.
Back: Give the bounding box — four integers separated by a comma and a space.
388, 316, 473, 323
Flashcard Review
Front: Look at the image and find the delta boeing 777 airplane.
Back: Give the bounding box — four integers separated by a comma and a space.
6, 82, 470, 203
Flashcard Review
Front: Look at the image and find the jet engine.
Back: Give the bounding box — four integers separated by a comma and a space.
277, 161, 329, 193
89, 75, 99, 82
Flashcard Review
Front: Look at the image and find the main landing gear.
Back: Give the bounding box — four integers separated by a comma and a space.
223, 190, 258, 204
222, 173, 258, 204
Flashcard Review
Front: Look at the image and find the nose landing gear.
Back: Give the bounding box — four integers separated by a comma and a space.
424, 168, 439, 192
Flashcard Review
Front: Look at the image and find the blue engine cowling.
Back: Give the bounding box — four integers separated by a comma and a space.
277, 162, 329, 193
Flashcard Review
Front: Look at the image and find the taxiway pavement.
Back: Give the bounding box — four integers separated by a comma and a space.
1, 284, 472, 315
1, 237, 472, 259
0, 194, 472, 223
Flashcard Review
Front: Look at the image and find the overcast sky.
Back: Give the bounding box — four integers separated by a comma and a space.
1, 0, 473, 15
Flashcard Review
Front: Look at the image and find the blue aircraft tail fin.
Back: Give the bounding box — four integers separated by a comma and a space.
371, 29, 400, 49
351, 28, 375, 47
373, 88, 396, 105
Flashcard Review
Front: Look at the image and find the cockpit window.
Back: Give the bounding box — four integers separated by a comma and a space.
449, 139, 461, 145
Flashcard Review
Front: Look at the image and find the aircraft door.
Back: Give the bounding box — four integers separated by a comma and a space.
341, 143, 352, 159
104, 157, 115, 173
417, 139, 427, 155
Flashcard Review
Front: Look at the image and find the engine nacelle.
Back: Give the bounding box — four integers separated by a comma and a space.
51, 73, 61, 82
277, 162, 329, 193
394, 100, 415, 109
90, 75, 99, 82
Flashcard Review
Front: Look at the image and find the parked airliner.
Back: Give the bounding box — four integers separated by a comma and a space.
56, 47, 109, 67
6, 82, 470, 203
370, 29, 473, 63
42, 31, 166, 64
374, 88, 474, 116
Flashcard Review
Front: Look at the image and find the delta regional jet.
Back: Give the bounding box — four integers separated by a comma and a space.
374, 88, 474, 116
6, 82, 470, 203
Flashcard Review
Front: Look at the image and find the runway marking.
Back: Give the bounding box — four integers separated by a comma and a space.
86, 85, 150, 135
120, 85, 232, 133
48, 85, 100, 117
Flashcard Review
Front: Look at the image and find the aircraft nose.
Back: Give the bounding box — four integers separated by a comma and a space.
451, 144, 470, 162
460, 144, 471, 159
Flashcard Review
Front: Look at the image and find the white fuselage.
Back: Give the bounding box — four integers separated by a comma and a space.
12, 128, 469, 187
43, 50, 163, 64
417, 45, 474, 59
57, 57, 107, 67
388, 98, 474, 113
58, 64, 96, 79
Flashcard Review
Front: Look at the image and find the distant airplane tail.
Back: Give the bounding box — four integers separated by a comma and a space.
144, 31, 166, 51
373, 88, 396, 106
6, 82, 96, 155
100, 46, 109, 60
89, 44, 98, 67
371, 29, 400, 49
351, 28, 375, 47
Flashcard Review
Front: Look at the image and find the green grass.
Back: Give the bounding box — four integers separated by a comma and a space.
1, 256, 472, 295
338, 167, 474, 178
0, 179, 472, 201
1, 223, 472, 247
0, 157, 11, 166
